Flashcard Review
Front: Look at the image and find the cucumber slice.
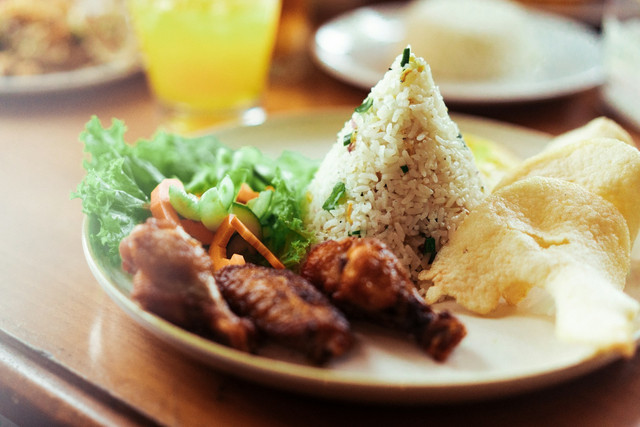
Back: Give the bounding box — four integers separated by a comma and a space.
168, 185, 201, 221
230, 202, 262, 239
218, 175, 236, 209
200, 187, 228, 231
246, 190, 273, 219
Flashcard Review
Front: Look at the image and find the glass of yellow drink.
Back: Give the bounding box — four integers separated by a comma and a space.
128, 0, 282, 133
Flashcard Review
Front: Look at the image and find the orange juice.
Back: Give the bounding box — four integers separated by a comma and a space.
128, 0, 281, 130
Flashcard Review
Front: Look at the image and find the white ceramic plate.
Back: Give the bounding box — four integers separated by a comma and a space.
311, 3, 604, 104
82, 110, 640, 404
0, 56, 140, 95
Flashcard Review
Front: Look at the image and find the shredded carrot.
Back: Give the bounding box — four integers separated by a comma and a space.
209, 215, 244, 270
149, 178, 182, 227
235, 183, 260, 204
209, 214, 284, 271
180, 219, 215, 245
228, 253, 246, 266
149, 178, 214, 245
346, 202, 353, 225
231, 215, 284, 270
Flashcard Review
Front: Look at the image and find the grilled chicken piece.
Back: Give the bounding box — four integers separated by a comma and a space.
300, 237, 466, 361
214, 264, 354, 364
120, 218, 255, 352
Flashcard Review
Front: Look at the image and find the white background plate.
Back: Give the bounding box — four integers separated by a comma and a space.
83, 110, 640, 404
312, 3, 604, 104
0, 56, 140, 95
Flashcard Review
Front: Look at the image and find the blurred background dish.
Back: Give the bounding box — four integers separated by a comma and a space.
404, 0, 542, 83
311, 1, 604, 104
514, 0, 605, 26
0, 0, 139, 94
0, 59, 140, 95
601, 0, 640, 131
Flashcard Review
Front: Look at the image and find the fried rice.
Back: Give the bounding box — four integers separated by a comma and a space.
303, 48, 487, 279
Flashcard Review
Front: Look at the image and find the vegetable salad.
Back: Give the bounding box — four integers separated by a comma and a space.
73, 117, 319, 268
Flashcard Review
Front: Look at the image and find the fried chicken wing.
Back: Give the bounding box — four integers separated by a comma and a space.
301, 237, 466, 361
119, 218, 254, 352
214, 264, 354, 364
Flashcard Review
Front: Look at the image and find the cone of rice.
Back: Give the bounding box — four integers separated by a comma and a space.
303, 47, 487, 279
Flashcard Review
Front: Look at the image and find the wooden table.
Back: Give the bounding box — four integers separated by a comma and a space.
1, 47, 639, 427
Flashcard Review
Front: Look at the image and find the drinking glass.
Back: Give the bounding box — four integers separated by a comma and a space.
128, 0, 282, 133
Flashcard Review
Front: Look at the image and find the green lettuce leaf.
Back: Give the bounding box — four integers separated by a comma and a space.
72, 116, 319, 268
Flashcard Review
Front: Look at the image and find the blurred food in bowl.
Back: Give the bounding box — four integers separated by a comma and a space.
0, 0, 136, 76
403, 0, 541, 82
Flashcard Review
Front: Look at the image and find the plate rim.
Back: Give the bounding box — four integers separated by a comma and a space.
0, 56, 141, 95
81, 109, 639, 404
311, 2, 604, 104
